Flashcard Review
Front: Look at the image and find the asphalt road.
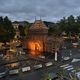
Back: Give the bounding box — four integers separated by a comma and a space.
6, 65, 57, 80
0, 39, 80, 80
59, 40, 80, 79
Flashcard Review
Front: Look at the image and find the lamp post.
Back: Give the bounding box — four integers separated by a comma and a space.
54, 38, 58, 61
55, 51, 57, 61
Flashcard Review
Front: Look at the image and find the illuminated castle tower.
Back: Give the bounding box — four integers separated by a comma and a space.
9, 22, 21, 54
12, 23, 20, 39
25, 20, 49, 56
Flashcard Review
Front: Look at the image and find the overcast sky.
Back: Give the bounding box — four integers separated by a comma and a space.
0, 0, 80, 22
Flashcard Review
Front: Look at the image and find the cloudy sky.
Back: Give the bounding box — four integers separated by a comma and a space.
0, 0, 80, 22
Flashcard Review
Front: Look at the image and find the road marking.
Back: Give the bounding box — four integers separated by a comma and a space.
67, 67, 74, 70
60, 64, 69, 68
63, 65, 73, 69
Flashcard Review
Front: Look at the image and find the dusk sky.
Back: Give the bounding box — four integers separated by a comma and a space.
0, 0, 80, 22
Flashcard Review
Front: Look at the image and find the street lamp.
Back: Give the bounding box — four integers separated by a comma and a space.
55, 51, 58, 61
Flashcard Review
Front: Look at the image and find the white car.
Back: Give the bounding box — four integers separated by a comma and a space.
72, 43, 78, 46
45, 62, 53, 67
0, 72, 6, 78
71, 58, 80, 63
0, 54, 3, 57
39, 55, 45, 59
19, 51, 25, 55
22, 66, 31, 72
63, 57, 70, 60
9, 69, 19, 75
34, 64, 42, 69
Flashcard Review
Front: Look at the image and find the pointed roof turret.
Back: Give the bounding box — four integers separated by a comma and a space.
29, 20, 48, 30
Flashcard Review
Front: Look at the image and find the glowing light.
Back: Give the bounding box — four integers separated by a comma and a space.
28, 41, 42, 56
6, 63, 18, 68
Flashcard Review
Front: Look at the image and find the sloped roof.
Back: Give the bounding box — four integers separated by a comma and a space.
29, 20, 48, 30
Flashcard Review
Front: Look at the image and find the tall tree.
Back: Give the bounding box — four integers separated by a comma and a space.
3, 16, 15, 40
0, 16, 15, 42
18, 25, 25, 37
58, 17, 67, 33
67, 15, 76, 34
76, 16, 80, 33
0, 16, 3, 26
0, 16, 5, 36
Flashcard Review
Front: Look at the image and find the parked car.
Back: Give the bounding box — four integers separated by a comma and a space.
19, 51, 26, 55
45, 62, 53, 67
0, 69, 9, 78
63, 57, 70, 61
0, 72, 6, 78
39, 55, 45, 59
71, 58, 80, 63
22, 66, 31, 72
9, 69, 19, 75
34, 64, 42, 69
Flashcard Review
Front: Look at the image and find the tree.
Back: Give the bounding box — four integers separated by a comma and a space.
0, 16, 15, 42
58, 17, 67, 32
24, 23, 31, 35
57, 15, 80, 35
56, 66, 65, 80
3, 16, 15, 41
76, 16, 80, 33
18, 25, 25, 37
41, 72, 52, 80
0, 16, 5, 36
67, 15, 75, 34
0, 16, 3, 26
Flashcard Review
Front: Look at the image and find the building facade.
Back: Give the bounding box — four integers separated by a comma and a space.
25, 20, 63, 58
25, 20, 48, 56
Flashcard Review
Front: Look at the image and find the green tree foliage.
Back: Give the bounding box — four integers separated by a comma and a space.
0, 16, 5, 35
18, 25, 25, 37
41, 72, 51, 80
14, 15, 80, 38
24, 23, 32, 35
56, 66, 65, 80
0, 16, 15, 42
57, 15, 80, 35
0, 16, 3, 26
67, 15, 76, 34
1, 15, 80, 42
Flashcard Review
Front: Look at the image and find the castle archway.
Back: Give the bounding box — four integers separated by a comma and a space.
28, 40, 43, 56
